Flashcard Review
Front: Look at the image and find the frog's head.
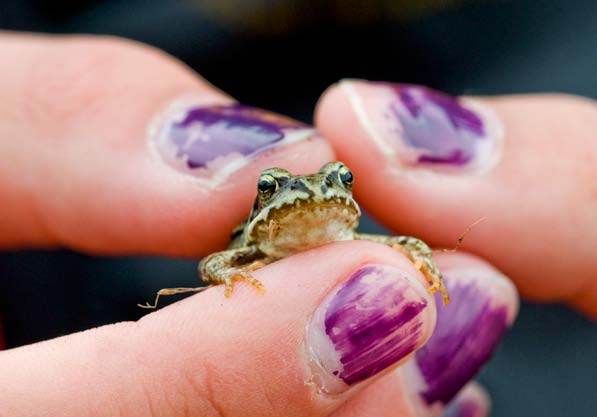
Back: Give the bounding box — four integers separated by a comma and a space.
245, 161, 361, 257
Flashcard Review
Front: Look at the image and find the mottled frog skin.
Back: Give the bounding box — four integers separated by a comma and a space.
140, 162, 448, 308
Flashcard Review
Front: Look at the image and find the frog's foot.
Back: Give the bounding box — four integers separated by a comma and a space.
223, 269, 265, 298
355, 233, 450, 303
390, 241, 450, 305
424, 271, 449, 306
216, 260, 267, 297
138, 286, 209, 309
199, 246, 268, 298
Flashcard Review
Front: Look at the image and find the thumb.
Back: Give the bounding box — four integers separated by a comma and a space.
0, 241, 436, 417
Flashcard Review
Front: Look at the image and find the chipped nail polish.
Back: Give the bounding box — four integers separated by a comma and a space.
307, 264, 433, 394
407, 270, 515, 407
341, 81, 503, 173
150, 101, 317, 181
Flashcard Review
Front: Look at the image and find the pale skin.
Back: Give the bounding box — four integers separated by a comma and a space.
0, 33, 594, 416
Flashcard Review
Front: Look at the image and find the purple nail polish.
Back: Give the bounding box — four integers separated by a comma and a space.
392, 85, 485, 164
413, 274, 510, 406
150, 102, 316, 180
342, 81, 502, 172
308, 265, 432, 394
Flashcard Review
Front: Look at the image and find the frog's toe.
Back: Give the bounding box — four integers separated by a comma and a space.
241, 273, 265, 293
223, 278, 235, 298
441, 291, 450, 305
223, 271, 265, 298
427, 278, 450, 305
246, 260, 267, 272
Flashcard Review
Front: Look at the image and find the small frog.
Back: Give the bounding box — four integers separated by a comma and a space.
140, 161, 448, 309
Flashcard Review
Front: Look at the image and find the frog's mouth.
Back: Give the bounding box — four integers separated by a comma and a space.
248, 197, 361, 257
259, 196, 360, 226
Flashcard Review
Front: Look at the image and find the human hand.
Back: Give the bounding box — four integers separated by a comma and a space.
316, 80, 597, 319
0, 34, 517, 416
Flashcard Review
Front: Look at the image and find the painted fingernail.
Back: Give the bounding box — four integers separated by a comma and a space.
443, 383, 490, 417
406, 268, 517, 407
307, 264, 435, 394
149, 100, 317, 182
341, 81, 503, 173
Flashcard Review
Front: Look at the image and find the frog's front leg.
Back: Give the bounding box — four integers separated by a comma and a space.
199, 245, 268, 298
139, 246, 267, 309
355, 233, 449, 305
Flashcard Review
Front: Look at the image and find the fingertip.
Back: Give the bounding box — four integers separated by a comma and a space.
571, 284, 597, 321
137, 240, 438, 414
443, 382, 491, 417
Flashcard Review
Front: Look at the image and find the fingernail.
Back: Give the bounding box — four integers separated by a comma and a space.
406, 269, 516, 407
149, 100, 317, 182
307, 264, 434, 394
341, 80, 503, 174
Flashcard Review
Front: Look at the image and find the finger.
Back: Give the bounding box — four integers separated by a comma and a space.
331, 252, 516, 417
315, 80, 597, 317
0, 33, 333, 255
0, 241, 437, 417
0, 318, 4, 350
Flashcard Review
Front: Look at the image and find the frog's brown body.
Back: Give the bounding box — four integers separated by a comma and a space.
140, 162, 448, 309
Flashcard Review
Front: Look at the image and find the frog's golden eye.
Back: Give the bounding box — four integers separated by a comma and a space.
338, 166, 353, 188
258, 174, 278, 196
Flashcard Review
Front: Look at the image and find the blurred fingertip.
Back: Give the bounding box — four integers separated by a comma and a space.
443, 382, 491, 417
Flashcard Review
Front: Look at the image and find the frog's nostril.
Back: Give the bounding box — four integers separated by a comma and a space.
290, 179, 314, 196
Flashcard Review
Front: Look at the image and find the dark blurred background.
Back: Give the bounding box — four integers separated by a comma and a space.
1, 1, 596, 416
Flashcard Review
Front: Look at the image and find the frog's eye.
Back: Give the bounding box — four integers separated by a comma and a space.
338, 166, 353, 188
258, 174, 278, 196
